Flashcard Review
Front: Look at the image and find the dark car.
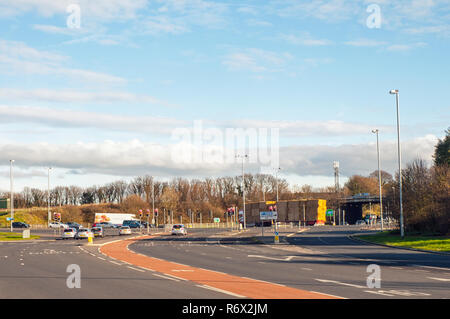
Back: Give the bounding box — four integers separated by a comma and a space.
96, 222, 116, 228
12, 222, 29, 228
122, 220, 142, 228
66, 222, 81, 230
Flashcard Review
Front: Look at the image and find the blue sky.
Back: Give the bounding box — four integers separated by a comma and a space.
0, 0, 449, 191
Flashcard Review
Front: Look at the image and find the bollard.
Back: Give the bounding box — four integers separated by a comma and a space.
274, 231, 279, 244
87, 234, 93, 245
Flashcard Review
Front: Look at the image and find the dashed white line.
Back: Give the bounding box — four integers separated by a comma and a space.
196, 284, 245, 298
153, 273, 180, 281
126, 266, 145, 272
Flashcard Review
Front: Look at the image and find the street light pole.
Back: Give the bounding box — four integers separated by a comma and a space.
372, 129, 384, 232
48, 167, 52, 226
236, 154, 248, 230
10, 160, 14, 232
390, 89, 404, 238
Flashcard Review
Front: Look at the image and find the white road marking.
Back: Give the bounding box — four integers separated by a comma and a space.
301, 268, 313, 271
109, 261, 122, 266
172, 269, 194, 272
427, 277, 450, 282
127, 266, 145, 272
196, 284, 245, 298
413, 265, 450, 272
364, 290, 395, 297
153, 273, 180, 281
315, 279, 366, 289
248, 255, 296, 262
309, 291, 347, 299
97, 257, 106, 260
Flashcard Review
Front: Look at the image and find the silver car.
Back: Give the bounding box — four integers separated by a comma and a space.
171, 224, 187, 236
62, 228, 77, 239
75, 228, 93, 239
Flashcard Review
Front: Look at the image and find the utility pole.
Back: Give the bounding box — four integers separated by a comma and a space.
10, 160, 14, 232
372, 129, 384, 232
152, 178, 155, 228
47, 167, 52, 226
333, 161, 339, 226
390, 89, 404, 238
236, 154, 248, 229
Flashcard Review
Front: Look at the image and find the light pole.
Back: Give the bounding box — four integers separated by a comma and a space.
390, 89, 404, 238
48, 167, 52, 226
236, 154, 248, 229
275, 167, 281, 232
10, 160, 14, 232
372, 129, 384, 232
152, 179, 155, 228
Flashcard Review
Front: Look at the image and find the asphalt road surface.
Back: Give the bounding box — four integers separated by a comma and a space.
1, 226, 449, 299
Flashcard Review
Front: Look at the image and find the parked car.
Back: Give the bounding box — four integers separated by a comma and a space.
12, 222, 30, 228
66, 222, 81, 230
122, 220, 142, 228
62, 228, 77, 239
171, 224, 187, 236
119, 226, 132, 235
48, 222, 68, 229
96, 222, 116, 228
91, 227, 104, 238
355, 220, 366, 225
75, 228, 93, 239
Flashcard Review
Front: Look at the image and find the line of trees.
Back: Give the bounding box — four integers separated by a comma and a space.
2, 128, 448, 233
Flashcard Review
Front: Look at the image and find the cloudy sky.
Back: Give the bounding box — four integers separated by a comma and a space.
0, 0, 449, 192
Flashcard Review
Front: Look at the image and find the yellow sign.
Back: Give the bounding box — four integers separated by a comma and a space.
266, 201, 277, 205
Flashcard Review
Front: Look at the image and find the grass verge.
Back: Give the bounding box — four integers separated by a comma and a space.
0, 232, 40, 241
355, 231, 450, 253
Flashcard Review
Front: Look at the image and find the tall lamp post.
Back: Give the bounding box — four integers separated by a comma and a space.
48, 167, 52, 226
10, 160, 14, 232
372, 129, 383, 232
236, 154, 248, 229
390, 89, 404, 238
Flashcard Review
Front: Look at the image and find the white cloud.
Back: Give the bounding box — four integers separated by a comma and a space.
223, 48, 293, 73
386, 42, 427, 52
0, 0, 147, 21
0, 105, 185, 135
344, 39, 388, 47
0, 38, 127, 84
282, 33, 333, 46
0, 88, 173, 107
0, 135, 438, 180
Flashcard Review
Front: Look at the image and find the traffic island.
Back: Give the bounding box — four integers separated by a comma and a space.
351, 231, 450, 255
0, 231, 40, 241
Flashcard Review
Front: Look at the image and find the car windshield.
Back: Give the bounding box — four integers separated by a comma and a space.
64, 229, 74, 232
173, 225, 183, 229
120, 226, 130, 229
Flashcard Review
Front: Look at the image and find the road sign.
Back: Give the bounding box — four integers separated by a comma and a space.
265, 201, 277, 205
260, 211, 278, 220
213, 218, 220, 223
326, 209, 334, 217
6, 217, 14, 221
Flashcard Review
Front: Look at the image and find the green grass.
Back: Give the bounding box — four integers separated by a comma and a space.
356, 231, 450, 253
0, 232, 40, 241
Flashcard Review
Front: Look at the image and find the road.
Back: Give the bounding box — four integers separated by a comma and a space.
0, 226, 449, 299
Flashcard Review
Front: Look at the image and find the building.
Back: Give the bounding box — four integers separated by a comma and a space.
245, 199, 327, 226
0, 198, 10, 210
